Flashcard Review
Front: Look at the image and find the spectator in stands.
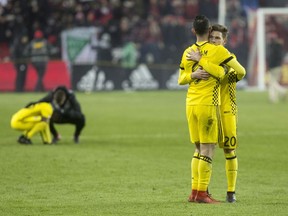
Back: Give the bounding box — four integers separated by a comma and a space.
10, 33, 29, 92
5, 0, 288, 88
9, 8, 30, 92
24, 30, 58, 92
121, 38, 138, 90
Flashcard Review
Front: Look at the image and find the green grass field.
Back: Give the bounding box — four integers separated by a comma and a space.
0, 90, 287, 216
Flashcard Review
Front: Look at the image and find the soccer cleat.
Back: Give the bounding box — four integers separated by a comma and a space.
52, 134, 61, 144
52, 137, 59, 144
226, 192, 236, 203
17, 135, 25, 141
188, 190, 197, 202
18, 135, 32, 145
74, 136, 79, 144
195, 191, 221, 204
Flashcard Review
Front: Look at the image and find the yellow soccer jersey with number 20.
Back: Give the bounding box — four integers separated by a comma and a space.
178, 41, 234, 106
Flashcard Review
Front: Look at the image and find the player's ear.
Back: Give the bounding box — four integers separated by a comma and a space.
209, 26, 212, 34
192, 28, 196, 35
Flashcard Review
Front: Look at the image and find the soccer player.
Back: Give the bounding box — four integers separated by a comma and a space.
178, 15, 246, 203
11, 90, 66, 144
188, 24, 246, 203
11, 102, 53, 144
37, 86, 85, 144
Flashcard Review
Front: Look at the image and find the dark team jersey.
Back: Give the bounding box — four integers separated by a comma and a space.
38, 86, 82, 117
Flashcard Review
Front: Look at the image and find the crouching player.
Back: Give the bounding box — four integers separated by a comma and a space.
11, 90, 66, 144
11, 102, 53, 144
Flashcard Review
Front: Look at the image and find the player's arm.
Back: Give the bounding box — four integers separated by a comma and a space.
191, 68, 210, 80
222, 58, 246, 81
199, 57, 226, 79
65, 95, 83, 119
178, 48, 195, 85
35, 102, 53, 121
178, 64, 192, 85
186, 49, 226, 79
69, 94, 82, 112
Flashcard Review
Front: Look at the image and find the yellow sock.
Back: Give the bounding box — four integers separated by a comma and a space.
27, 121, 47, 139
225, 151, 238, 192
40, 124, 52, 144
198, 155, 212, 192
191, 152, 200, 190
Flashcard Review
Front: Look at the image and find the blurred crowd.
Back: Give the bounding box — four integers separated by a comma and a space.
0, 0, 288, 67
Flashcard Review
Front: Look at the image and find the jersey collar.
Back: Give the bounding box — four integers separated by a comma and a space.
195, 41, 209, 47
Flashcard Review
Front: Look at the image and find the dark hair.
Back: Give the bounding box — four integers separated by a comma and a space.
210, 24, 229, 40
193, 15, 210, 36
53, 89, 66, 106
54, 85, 68, 93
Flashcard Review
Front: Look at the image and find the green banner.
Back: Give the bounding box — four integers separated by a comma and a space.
67, 36, 89, 62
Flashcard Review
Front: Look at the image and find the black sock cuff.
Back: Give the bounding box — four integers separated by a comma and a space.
199, 155, 212, 164
226, 156, 237, 160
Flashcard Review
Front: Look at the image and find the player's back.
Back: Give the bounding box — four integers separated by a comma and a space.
186, 42, 233, 106
13, 102, 53, 121
28, 102, 53, 118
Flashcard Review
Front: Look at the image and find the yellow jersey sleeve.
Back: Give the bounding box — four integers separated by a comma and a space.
198, 57, 225, 79
225, 58, 246, 81
217, 45, 234, 62
178, 46, 198, 85
35, 102, 53, 119
195, 45, 234, 79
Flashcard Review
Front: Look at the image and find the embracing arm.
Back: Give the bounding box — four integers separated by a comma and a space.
225, 58, 246, 81
186, 49, 226, 79
178, 48, 194, 85
198, 57, 226, 79
178, 64, 193, 85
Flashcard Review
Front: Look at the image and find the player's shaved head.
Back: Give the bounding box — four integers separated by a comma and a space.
193, 15, 210, 36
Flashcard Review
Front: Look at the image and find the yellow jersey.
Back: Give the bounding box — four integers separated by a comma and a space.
12, 102, 53, 122
220, 55, 246, 115
179, 41, 234, 106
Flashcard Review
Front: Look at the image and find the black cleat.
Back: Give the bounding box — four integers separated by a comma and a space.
52, 137, 59, 144
226, 192, 236, 203
52, 134, 61, 144
18, 135, 32, 145
74, 136, 79, 144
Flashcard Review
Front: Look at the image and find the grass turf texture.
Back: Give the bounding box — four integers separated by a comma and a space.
0, 90, 287, 216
